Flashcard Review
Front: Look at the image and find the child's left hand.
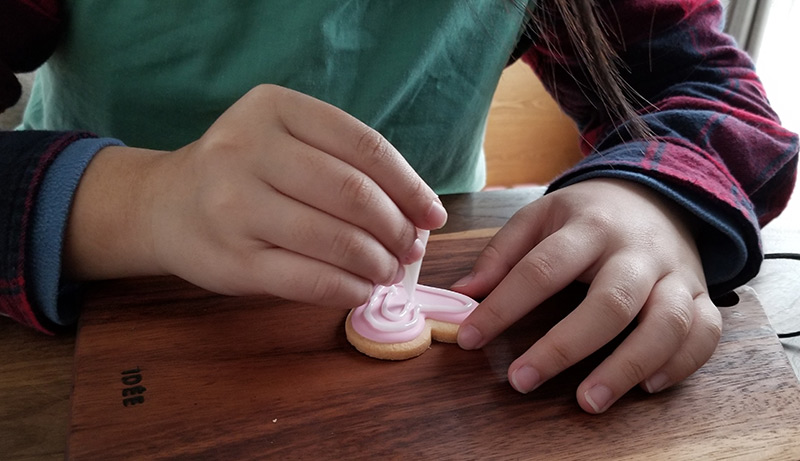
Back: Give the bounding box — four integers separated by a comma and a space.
454, 178, 722, 414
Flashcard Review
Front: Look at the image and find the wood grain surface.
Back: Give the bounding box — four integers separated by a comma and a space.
67, 232, 800, 460
0, 322, 74, 461
2, 187, 799, 461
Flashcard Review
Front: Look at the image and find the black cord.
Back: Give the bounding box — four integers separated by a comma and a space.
763, 252, 800, 339
765, 252, 800, 261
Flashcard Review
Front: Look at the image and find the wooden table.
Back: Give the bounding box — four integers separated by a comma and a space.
2, 188, 799, 460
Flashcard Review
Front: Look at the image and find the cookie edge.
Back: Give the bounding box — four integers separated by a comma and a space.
345, 309, 461, 361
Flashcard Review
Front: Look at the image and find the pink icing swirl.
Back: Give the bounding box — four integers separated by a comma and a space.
350, 282, 478, 343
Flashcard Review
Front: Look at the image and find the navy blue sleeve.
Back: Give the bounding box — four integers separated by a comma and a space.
30, 137, 124, 326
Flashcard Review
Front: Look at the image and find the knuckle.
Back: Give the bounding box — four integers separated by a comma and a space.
598, 285, 638, 327
476, 301, 509, 332
405, 175, 429, 204
331, 228, 366, 259
378, 263, 398, 285
656, 305, 693, 342
683, 333, 720, 372
516, 253, 558, 290
701, 310, 723, 343
677, 348, 703, 373
292, 216, 322, 245
332, 229, 397, 283
339, 172, 376, 212
331, 229, 373, 268
330, 230, 392, 281
197, 129, 237, 157
580, 208, 615, 234
481, 242, 511, 273
698, 292, 723, 332
619, 358, 649, 385
356, 128, 393, 166
546, 341, 576, 371
250, 83, 280, 100
391, 223, 416, 258
309, 272, 344, 304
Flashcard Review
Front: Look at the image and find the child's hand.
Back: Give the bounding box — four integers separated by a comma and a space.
454, 178, 721, 414
65, 85, 446, 307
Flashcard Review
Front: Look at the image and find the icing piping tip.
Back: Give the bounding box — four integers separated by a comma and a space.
402, 229, 430, 305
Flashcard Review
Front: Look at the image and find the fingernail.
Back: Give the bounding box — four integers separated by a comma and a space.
451, 272, 474, 288
584, 384, 614, 413
510, 366, 541, 394
457, 324, 483, 350
644, 372, 670, 394
426, 200, 448, 229
402, 237, 425, 264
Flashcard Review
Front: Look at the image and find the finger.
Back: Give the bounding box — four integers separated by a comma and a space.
270, 86, 446, 230
504, 254, 659, 395
263, 135, 422, 264
640, 291, 721, 395
574, 274, 695, 414
237, 247, 374, 307
450, 200, 552, 298
452, 198, 608, 298
248, 187, 404, 287
456, 222, 605, 350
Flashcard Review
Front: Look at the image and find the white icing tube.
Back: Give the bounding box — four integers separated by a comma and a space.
402, 229, 430, 305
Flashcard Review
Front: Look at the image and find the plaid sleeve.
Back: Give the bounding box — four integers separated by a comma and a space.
523, 0, 799, 294
0, 131, 96, 333
0, 1, 74, 333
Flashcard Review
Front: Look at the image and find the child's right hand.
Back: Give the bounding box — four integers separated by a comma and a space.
64, 85, 446, 307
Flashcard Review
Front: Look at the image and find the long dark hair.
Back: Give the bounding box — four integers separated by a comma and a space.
524, 0, 652, 140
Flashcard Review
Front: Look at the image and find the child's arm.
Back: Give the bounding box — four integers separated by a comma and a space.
63, 85, 445, 309
528, 0, 797, 278
456, 0, 798, 413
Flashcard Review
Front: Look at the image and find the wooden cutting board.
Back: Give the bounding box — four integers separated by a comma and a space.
68, 230, 800, 460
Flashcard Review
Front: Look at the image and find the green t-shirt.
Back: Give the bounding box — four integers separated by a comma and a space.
23, 1, 528, 193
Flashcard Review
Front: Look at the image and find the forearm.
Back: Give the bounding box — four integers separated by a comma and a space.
64, 145, 171, 280
524, 0, 798, 293
526, 0, 798, 224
